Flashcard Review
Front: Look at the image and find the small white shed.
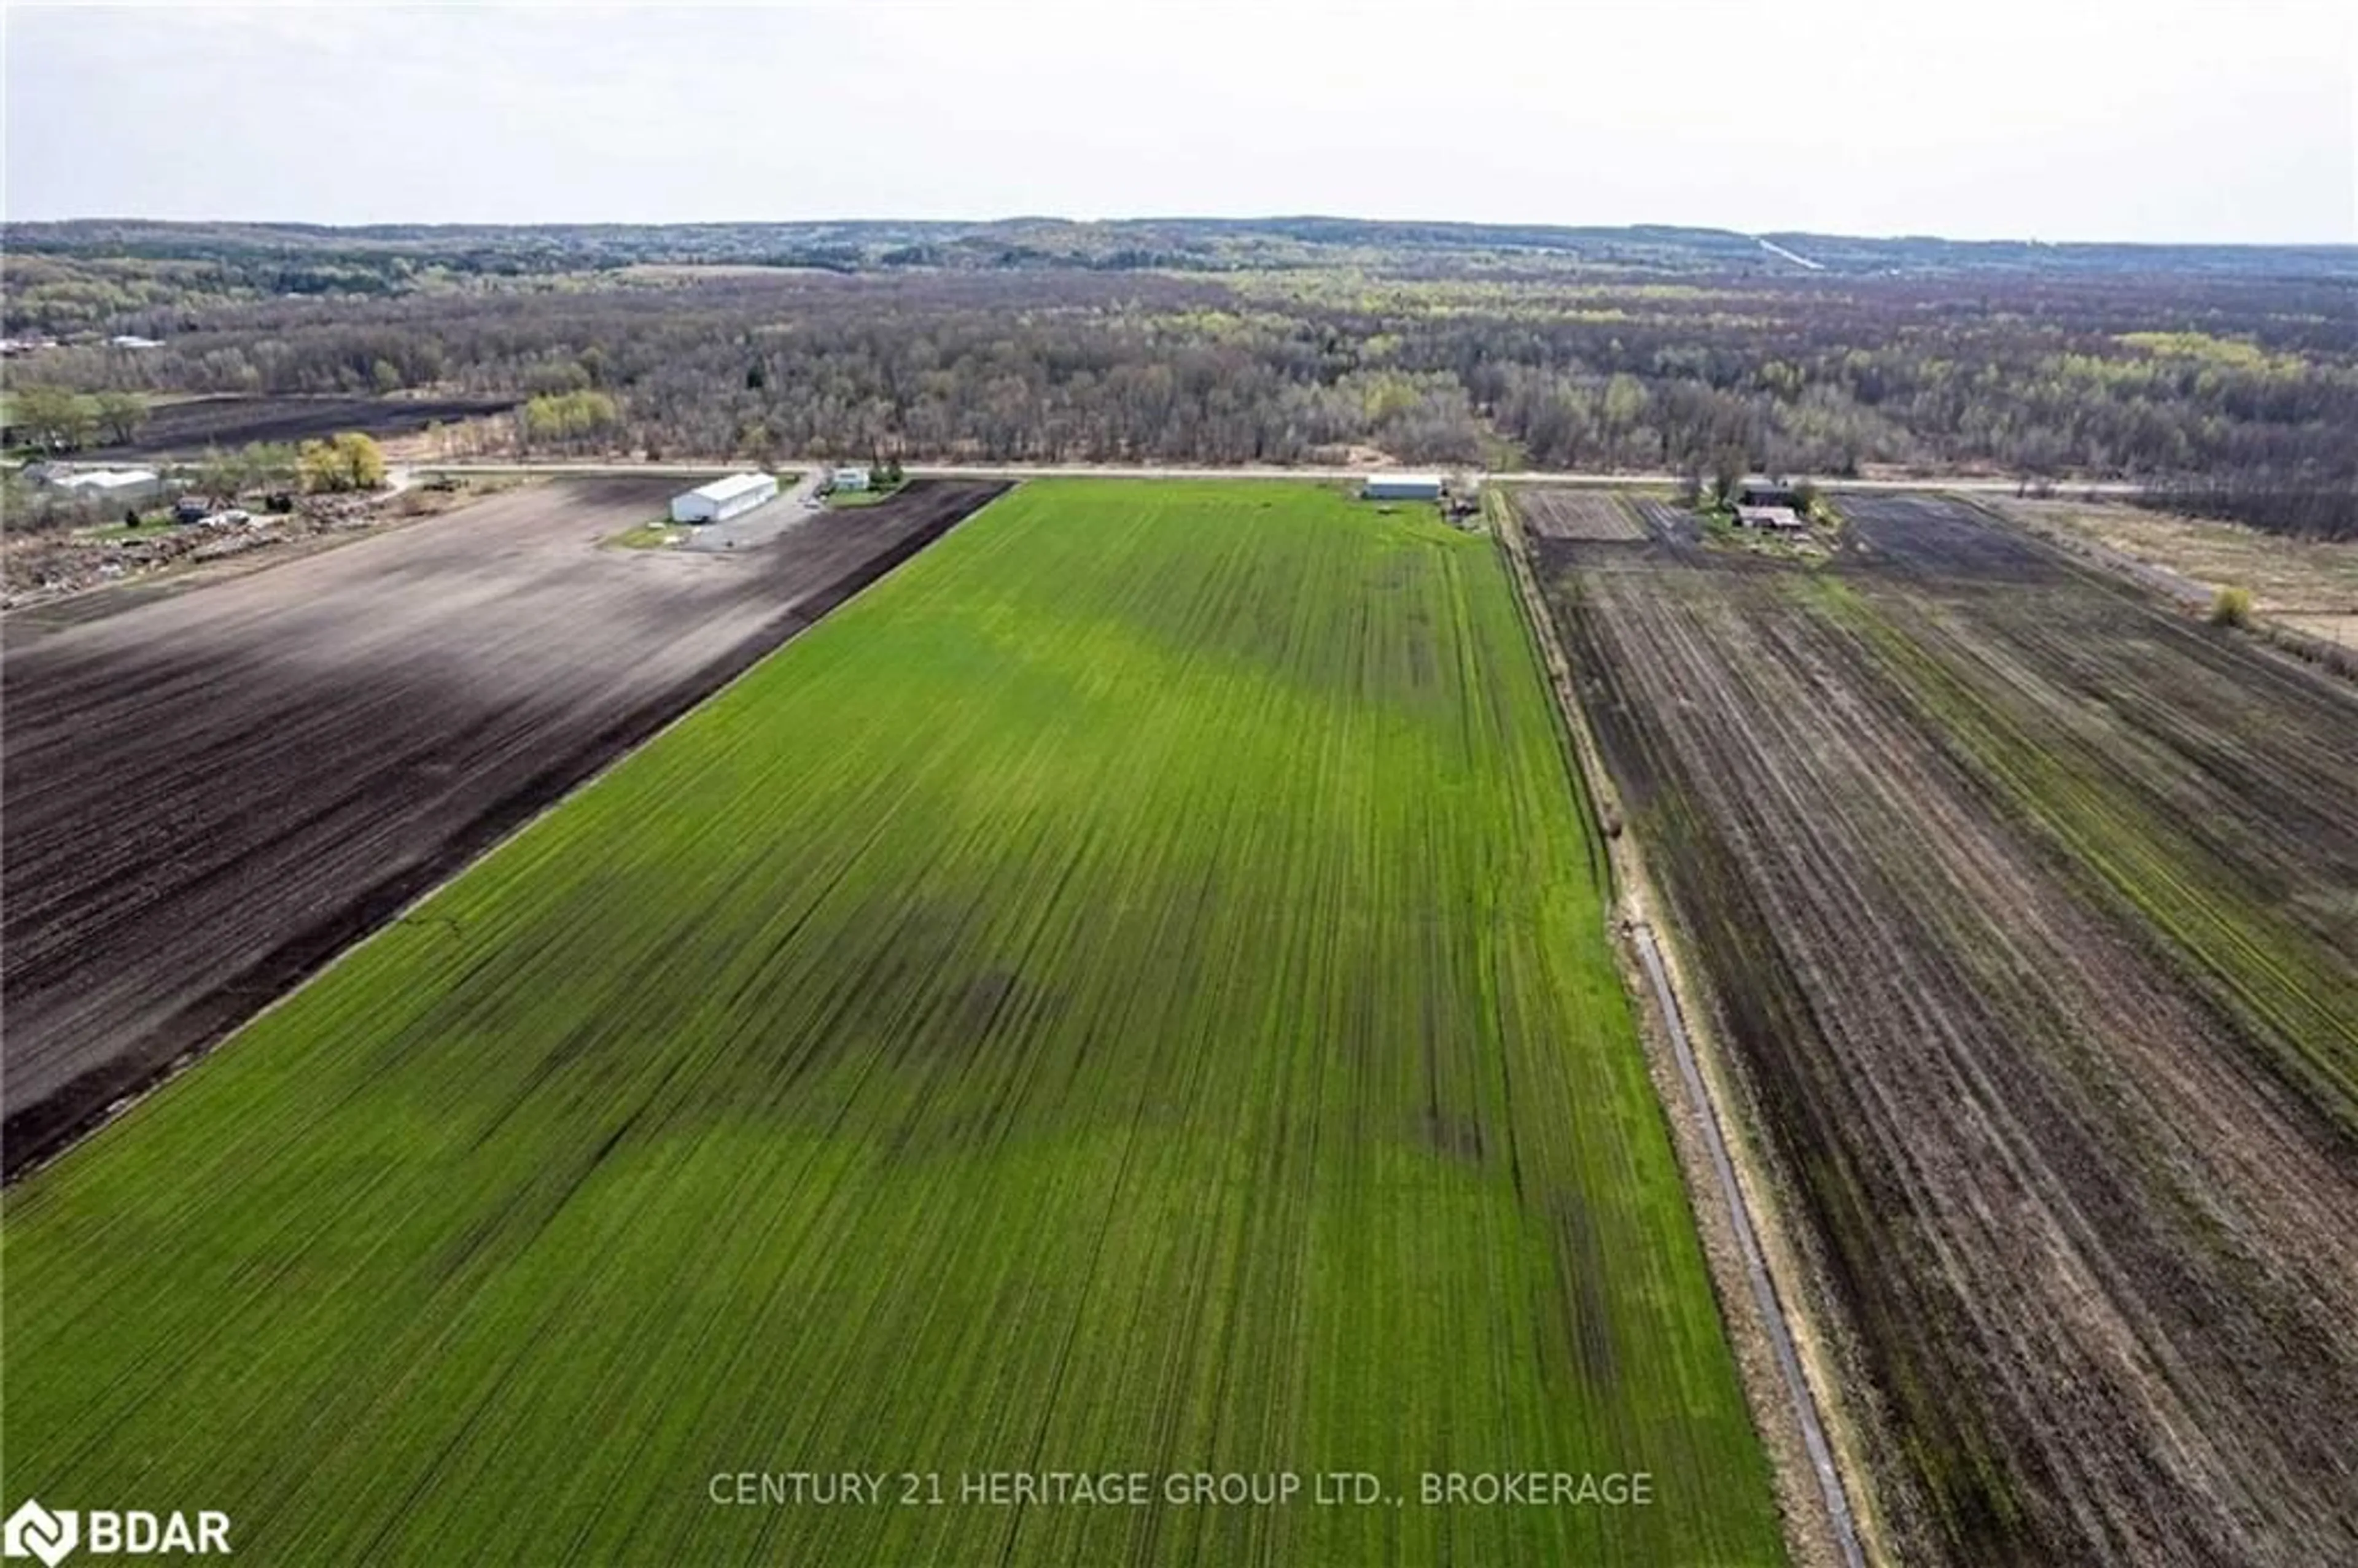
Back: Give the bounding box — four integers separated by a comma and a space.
671, 472, 778, 525
831, 466, 872, 492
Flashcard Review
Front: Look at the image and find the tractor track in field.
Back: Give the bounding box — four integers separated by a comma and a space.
1628, 918, 1866, 1568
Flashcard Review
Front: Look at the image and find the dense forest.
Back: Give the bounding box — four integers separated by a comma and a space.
6, 219, 2353, 535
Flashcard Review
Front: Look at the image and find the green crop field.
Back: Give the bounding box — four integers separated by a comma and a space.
2, 481, 1783, 1565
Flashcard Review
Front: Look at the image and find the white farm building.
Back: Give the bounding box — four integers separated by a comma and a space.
830, 466, 871, 492
52, 468, 163, 505
1361, 473, 1444, 502
670, 472, 779, 525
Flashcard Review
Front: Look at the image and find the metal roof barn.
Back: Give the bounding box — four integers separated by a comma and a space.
1361, 473, 1444, 501
670, 472, 779, 525
58, 468, 162, 497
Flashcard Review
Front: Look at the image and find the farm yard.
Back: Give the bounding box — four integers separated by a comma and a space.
1, 476, 1005, 1174
1531, 492, 2358, 1566
1, 481, 1787, 1566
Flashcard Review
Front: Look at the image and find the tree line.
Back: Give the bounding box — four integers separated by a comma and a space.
11, 263, 2352, 535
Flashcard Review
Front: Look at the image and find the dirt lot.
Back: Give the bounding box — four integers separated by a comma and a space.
90, 395, 516, 456
4, 478, 523, 608
1, 476, 1006, 1174
1536, 495, 2358, 1565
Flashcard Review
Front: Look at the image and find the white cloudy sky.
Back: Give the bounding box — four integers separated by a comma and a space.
6, 2, 2353, 242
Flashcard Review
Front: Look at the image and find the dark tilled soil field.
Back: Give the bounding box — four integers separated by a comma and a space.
90, 395, 516, 456
1537, 494, 2358, 1566
2, 476, 1006, 1173
1512, 486, 1648, 541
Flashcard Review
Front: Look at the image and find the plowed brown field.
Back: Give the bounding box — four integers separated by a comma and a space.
1, 476, 1005, 1174
1536, 494, 2358, 1566
91, 394, 516, 456
1514, 486, 1648, 541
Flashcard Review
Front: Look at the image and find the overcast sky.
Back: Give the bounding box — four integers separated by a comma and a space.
6, 2, 2353, 243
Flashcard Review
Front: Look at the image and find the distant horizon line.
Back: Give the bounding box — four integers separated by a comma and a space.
7, 214, 2354, 251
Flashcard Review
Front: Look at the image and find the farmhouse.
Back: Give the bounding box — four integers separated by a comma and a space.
1733, 475, 1807, 530
1361, 473, 1443, 502
669, 472, 779, 525
830, 466, 872, 492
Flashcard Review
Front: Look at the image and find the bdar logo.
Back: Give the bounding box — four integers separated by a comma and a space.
2, 1500, 229, 1563
2, 1500, 77, 1568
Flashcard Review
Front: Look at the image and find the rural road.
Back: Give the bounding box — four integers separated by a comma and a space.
416, 458, 2145, 496
1631, 919, 1867, 1568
